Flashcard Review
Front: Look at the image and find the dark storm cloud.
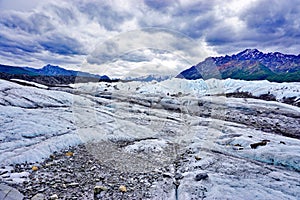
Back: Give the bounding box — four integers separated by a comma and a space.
77, 2, 132, 31
202, 0, 300, 54
1, 15, 30, 36
0, 34, 40, 54
174, 1, 216, 16
144, 0, 175, 11
241, 0, 300, 36
39, 35, 84, 55
0, 10, 85, 56
138, 1, 218, 39
181, 13, 217, 39
0, 1, 90, 66
205, 26, 237, 46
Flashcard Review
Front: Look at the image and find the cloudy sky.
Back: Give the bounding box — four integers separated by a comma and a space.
0, 0, 299, 78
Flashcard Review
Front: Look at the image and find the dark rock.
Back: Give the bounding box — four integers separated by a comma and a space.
234, 144, 242, 147
195, 155, 202, 161
250, 140, 269, 149
261, 139, 271, 143
162, 173, 173, 178
195, 173, 208, 181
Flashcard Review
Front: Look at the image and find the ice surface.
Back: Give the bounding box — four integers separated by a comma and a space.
1, 78, 300, 199
136, 78, 300, 101
10, 79, 48, 89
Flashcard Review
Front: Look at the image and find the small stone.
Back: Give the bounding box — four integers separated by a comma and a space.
45, 163, 52, 167
49, 181, 56, 185
233, 145, 244, 150
94, 186, 108, 194
1, 174, 9, 178
280, 141, 286, 145
32, 166, 39, 171
49, 194, 58, 200
37, 188, 46, 193
90, 166, 97, 171
68, 182, 79, 187
65, 152, 74, 156
162, 172, 172, 178
195, 155, 202, 161
234, 144, 242, 147
0, 170, 8, 176
250, 141, 268, 149
195, 173, 208, 181
119, 185, 127, 192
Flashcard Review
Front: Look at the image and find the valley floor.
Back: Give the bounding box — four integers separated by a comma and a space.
0, 78, 299, 199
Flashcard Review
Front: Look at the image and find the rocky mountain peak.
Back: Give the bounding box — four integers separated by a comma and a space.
177, 49, 300, 82
235, 48, 263, 60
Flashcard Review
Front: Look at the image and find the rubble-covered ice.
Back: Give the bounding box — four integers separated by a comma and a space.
1, 78, 300, 199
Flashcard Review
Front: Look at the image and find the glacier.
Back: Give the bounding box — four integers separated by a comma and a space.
0, 78, 300, 199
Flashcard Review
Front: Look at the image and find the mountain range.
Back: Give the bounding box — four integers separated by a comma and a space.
1, 49, 300, 84
0, 64, 110, 85
0, 64, 109, 79
125, 74, 172, 82
177, 49, 300, 82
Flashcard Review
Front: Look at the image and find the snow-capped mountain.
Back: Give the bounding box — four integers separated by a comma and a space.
177, 49, 300, 82
125, 74, 172, 82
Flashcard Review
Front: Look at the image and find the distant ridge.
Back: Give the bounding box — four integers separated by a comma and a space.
125, 74, 172, 82
0, 64, 111, 85
177, 49, 300, 82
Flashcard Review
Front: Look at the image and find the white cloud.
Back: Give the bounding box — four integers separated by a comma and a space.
84, 28, 217, 77
82, 49, 192, 78
87, 28, 216, 63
